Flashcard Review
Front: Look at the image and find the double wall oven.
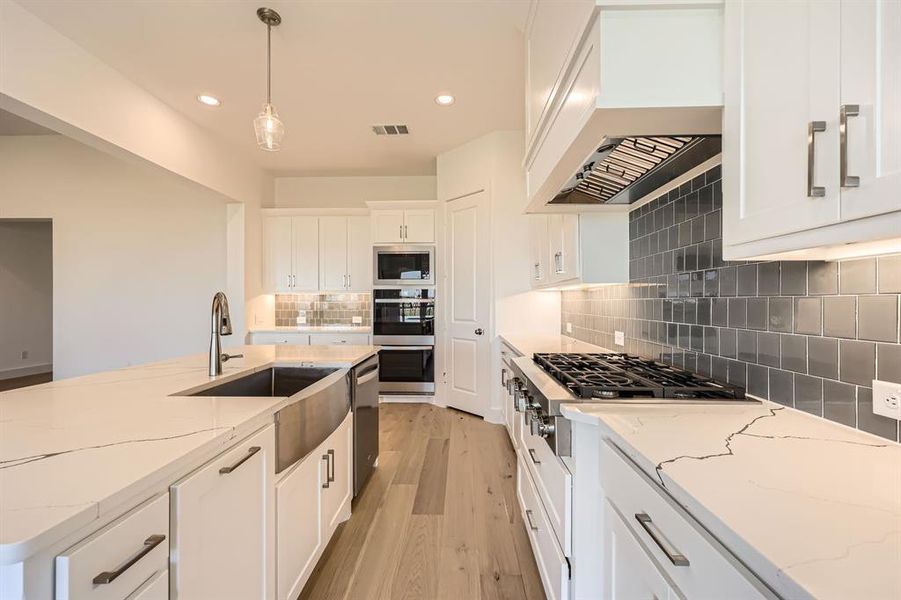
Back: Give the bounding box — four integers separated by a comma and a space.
373, 288, 435, 394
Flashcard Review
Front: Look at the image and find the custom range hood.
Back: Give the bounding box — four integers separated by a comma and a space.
551, 136, 722, 205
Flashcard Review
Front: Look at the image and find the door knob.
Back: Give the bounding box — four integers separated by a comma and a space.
474, 328, 484, 336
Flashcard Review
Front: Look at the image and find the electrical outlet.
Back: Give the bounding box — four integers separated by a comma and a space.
296, 315, 307, 325
21, 350, 28, 360
873, 380, 901, 421
566, 322, 573, 333
352, 316, 363, 325
614, 331, 625, 346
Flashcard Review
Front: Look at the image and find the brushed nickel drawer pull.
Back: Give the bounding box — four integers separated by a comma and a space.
528, 448, 541, 465
327, 448, 336, 483
219, 446, 261, 475
840, 104, 860, 188
321, 453, 330, 488
525, 509, 539, 531
92, 534, 166, 584
635, 512, 690, 567
807, 120, 827, 197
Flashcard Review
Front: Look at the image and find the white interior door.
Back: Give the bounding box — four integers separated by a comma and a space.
723, 0, 841, 244
318, 217, 348, 291
840, 0, 901, 221
346, 216, 371, 291
263, 216, 293, 293
292, 217, 319, 292
445, 192, 490, 417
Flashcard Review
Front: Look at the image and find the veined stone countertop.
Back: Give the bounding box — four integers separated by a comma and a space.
0, 344, 377, 565
562, 402, 901, 600
498, 333, 612, 357
250, 325, 372, 334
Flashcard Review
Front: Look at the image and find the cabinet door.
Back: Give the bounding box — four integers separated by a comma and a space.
127, 569, 168, 600
402, 209, 435, 243
371, 210, 405, 243
318, 217, 349, 291
321, 413, 353, 540
547, 214, 581, 283
263, 216, 294, 293
723, 1, 841, 245
275, 453, 322, 600
529, 215, 549, 287
170, 425, 274, 600
839, 1, 901, 221
603, 501, 678, 600
308, 333, 370, 346
291, 217, 319, 292
346, 216, 372, 291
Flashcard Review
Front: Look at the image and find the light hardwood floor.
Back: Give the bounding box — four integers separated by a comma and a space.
300, 403, 546, 600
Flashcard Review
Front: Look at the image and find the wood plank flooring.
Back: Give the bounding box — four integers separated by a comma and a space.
300, 403, 546, 600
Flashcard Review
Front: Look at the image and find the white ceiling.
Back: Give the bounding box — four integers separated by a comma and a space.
18, 0, 529, 176
0, 108, 58, 136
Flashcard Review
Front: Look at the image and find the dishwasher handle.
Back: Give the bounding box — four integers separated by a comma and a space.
356, 368, 379, 386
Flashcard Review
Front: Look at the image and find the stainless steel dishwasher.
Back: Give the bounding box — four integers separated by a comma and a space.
352, 355, 379, 496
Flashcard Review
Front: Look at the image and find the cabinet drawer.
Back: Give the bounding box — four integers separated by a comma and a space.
56, 494, 169, 600
250, 332, 310, 345
600, 441, 771, 599
308, 333, 370, 346
126, 569, 168, 600
520, 414, 572, 554
517, 453, 569, 600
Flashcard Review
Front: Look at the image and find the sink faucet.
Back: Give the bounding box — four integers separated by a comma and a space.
209, 291, 243, 376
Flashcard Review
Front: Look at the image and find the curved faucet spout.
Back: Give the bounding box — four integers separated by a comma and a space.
209, 291, 236, 376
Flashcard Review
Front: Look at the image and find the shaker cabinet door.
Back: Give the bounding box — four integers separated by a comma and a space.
318, 217, 349, 291
263, 216, 295, 293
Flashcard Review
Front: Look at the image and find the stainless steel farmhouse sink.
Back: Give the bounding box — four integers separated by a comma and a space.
177, 366, 350, 473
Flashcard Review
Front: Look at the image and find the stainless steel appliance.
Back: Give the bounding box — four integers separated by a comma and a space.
351, 355, 379, 496
510, 352, 752, 457
373, 288, 435, 394
373, 245, 435, 286
551, 136, 721, 205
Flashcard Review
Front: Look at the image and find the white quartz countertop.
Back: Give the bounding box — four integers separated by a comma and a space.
498, 333, 610, 357
562, 402, 901, 600
250, 325, 371, 334
0, 344, 377, 564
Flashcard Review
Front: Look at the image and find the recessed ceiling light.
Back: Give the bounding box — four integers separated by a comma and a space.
435, 94, 455, 106
197, 94, 221, 107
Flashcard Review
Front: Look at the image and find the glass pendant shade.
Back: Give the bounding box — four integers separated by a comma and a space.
253, 103, 285, 151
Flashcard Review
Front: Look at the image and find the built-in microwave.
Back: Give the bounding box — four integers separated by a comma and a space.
373, 245, 435, 286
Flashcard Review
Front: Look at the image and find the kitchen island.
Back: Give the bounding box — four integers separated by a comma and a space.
0, 343, 377, 599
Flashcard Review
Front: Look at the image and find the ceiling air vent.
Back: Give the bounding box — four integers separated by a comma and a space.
372, 124, 409, 136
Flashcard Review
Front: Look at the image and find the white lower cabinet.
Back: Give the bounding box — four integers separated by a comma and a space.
275, 412, 352, 600
55, 494, 169, 600
308, 333, 370, 346
249, 332, 310, 345
170, 425, 276, 600
520, 416, 571, 555
126, 570, 169, 600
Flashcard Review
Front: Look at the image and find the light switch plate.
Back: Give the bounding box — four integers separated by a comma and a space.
352, 316, 363, 325
614, 331, 625, 346
873, 380, 901, 421
566, 322, 573, 333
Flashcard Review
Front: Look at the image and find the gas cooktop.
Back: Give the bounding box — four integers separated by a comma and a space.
533, 353, 746, 401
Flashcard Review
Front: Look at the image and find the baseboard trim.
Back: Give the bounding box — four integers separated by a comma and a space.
379, 394, 435, 404
0, 363, 52, 381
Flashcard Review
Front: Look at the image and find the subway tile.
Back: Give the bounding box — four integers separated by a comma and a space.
769, 369, 794, 406
737, 330, 757, 362
704, 269, 719, 296
858, 295, 899, 343
728, 298, 748, 328
679, 221, 692, 247
720, 328, 737, 358
857, 387, 899, 441
793, 297, 822, 335
690, 271, 704, 297
839, 340, 876, 386
678, 324, 691, 350
720, 267, 737, 296
877, 343, 901, 384
727, 360, 747, 387
794, 374, 823, 416
737, 264, 758, 296
704, 210, 721, 241
780, 262, 808, 296
697, 241, 713, 270
690, 325, 704, 352
758, 262, 780, 296
747, 298, 768, 330
757, 332, 781, 367
808, 337, 839, 380
712, 298, 728, 326
823, 380, 857, 427
840, 258, 877, 294
703, 327, 719, 355
768, 297, 794, 333
878, 254, 901, 293
747, 364, 768, 398
696, 353, 712, 376
697, 298, 711, 325
781, 334, 807, 373
685, 245, 698, 271
691, 217, 705, 244
823, 296, 857, 339
712, 356, 728, 382
808, 262, 838, 295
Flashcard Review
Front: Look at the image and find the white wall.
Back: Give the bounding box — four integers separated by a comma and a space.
0, 136, 230, 379
0, 221, 53, 377
274, 175, 436, 208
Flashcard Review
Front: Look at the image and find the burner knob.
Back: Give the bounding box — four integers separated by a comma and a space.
537, 418, 555, 438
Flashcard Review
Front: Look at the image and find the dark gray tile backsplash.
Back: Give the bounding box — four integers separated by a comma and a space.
274, 292, 371, 327
561, 165, 901, 441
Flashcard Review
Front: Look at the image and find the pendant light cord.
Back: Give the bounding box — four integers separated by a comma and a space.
266, 23, 272, 105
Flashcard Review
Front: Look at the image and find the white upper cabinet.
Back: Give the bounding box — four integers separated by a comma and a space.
292, 218, 320, 291
346, 216, 372, 291
531, 212, 628, 289
529, 215, 550, 288
263, 216, 319, 293
370, 207, 435, 244
548, 214, 580, 284
318, 217, 349, 291
723, 0, 901, 259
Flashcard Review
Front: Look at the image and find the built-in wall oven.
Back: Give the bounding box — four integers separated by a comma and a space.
373, 288, 435, 394
373, 246, 435, 286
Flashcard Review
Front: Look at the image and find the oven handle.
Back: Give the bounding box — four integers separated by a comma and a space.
379, 346, 434, 351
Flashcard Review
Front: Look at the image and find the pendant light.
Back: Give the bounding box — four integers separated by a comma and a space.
253, 7, 285, 151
